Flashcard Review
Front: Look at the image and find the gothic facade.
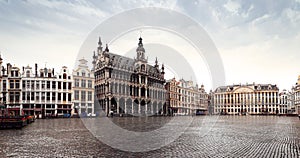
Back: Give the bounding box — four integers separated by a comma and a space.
93, 37, 166, 116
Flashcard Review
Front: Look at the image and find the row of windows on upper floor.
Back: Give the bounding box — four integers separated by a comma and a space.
18, 71, 72, 80
5, 91, 93, 103
3, 80, 72, 90
169, 93, 207, 100
74, 90, 93, 101
95, 70, 164, 88
168, 87, 205, 95
21, 92, 72, 102
75, 71, 91, 77
74, 79, 93, 88
214, 98, 277, 104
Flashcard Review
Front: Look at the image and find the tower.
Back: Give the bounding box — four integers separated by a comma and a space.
92, 51, 97, 71
136, 37, 146, 61
135, 37, 147, 73
154, 57, 159, 69
97, 37, 103, 55
161, 63, 165, 77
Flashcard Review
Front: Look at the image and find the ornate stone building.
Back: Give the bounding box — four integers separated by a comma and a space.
3, 63, 21, 116
165, 78, 208, 115
213, 83, 279, 115
94, 37, 166, 116
21, 64, 73, 118
278, 89, 288, 115
293, 75, 300, 115
72, 58, 95, 116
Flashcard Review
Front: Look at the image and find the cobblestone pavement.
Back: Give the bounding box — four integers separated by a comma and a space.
0, 116, 299, 157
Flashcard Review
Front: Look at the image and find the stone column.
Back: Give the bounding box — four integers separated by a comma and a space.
145, 88, 148, 114
132, 100, 134, 114
108, 98, 111, 116
105, 98, 108, 116
117, 98, 119, 114
124, 99, 127, 114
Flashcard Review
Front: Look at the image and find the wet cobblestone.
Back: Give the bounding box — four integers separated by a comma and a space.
0, 116, 299, 157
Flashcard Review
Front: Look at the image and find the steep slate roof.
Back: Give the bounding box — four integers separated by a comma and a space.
107, 52, 161, 77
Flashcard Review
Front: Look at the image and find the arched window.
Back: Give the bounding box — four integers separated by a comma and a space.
141, 64, 145, 72
63, 73, 67, 79
26, 70, 30, 77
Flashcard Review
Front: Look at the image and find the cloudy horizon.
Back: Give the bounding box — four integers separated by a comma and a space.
0, 0, 300, 91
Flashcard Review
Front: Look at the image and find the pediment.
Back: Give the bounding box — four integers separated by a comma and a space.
233, 87, 254, 93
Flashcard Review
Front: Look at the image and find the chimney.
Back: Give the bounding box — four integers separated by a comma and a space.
2, 66, 5, 75
7, 63, 10, 76
35, 63, 38, 77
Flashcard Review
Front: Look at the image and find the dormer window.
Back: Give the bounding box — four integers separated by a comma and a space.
141, 64, 145, 72
226, 86, 230, 92
26, 70, 30, 77
63, 73, 67, 79
268, 85, 272, 90
257, 85, 261, 90
82, 71, 85, 77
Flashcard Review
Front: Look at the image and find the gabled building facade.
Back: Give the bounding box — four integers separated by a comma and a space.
165, 78, 208, 116
293, 75, 300, 115
72, 58, 95, 116
21, 64, 72, 118
94, 37, 166, 116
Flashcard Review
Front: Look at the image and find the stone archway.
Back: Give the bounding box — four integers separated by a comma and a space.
153, 101, 157, 115
119, 97, 125, 114
140, 100, 146, 114
133, 99, 139, 114
147, 100, 152, 115
111, 97, 118, 113
126, 98, 132, 115
158, 102, 163, 115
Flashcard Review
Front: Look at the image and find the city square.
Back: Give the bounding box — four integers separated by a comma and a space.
0, 116, 299, 157
0, 1, 300, 157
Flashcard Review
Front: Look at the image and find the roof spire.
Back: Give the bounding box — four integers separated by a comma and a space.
105, 44, 109, 52
98, 36, 102, 46
138, 36, 143, 46
154, 57, 159, 68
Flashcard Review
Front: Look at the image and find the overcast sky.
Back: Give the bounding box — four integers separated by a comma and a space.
0, 0, 300, 91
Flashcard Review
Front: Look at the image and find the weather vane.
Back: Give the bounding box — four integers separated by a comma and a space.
139, 30, 143, 38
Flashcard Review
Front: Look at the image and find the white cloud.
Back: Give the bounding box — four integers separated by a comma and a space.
224, 0, 240, 15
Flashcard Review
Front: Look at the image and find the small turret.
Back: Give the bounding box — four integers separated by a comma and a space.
98, 36, 103, 52
154, 57, 159, 68
161, 63, 165, 74
105, 44, 109, 52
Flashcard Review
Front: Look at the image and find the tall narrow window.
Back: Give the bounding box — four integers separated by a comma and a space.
75, 79, 79, 87
81, 91, 86, 101
74, 90, 79, 100
88, 91, 92, 101
81, 79, 86, 88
